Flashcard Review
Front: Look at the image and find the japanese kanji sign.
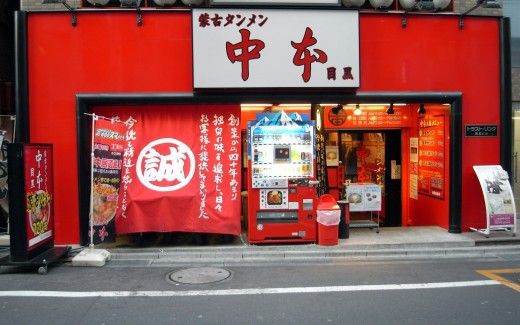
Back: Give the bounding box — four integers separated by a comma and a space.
24, 145, 54, 250
93, 105, 242, 236
92, 118, 126, 244
418, 115, 445, 199
465, 124, 498, 137
193, 9, 359, 88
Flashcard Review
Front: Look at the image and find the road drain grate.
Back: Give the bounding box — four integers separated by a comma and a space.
168, 267, 231, 284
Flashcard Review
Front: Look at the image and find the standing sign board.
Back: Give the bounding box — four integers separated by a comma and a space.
345, 184, 381, 212
472, 165, 517, 236
193, 9, 359, 88
1, 144, 69, 272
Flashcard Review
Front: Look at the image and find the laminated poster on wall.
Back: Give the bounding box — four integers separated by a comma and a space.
473, 165, 516, 230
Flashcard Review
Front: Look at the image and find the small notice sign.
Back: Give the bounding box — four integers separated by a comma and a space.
465, 125, 498, 137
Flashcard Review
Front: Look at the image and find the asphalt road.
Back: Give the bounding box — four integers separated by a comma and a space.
0, 256, 519, 324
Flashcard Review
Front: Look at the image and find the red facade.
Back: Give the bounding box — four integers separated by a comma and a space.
25, 12, 501, 244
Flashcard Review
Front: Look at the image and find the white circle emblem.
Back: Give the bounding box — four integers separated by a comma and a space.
136, 138, 195, 192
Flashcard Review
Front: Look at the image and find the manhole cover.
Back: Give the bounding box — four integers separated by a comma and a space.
168, 267, 231, 284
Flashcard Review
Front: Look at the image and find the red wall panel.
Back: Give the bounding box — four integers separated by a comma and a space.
357, 15, 500, 231
27, 12, 500, 243
27, 12, 193, 243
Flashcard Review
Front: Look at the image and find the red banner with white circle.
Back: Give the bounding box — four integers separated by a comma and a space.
94, 105, 242, 236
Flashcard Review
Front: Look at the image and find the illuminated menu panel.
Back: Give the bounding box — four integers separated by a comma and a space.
418, 115, 445, 199
251, 124, 314, 181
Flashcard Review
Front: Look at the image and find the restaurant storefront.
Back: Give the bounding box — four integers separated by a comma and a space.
14, 6, 511, 245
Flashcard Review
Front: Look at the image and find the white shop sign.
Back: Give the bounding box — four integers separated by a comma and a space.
193, 9, 359, 88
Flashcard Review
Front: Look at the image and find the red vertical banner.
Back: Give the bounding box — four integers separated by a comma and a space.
418, 115, 445, 199
111, 105, 242, 235
24, 145, 53, 250
92, 118, 127, 243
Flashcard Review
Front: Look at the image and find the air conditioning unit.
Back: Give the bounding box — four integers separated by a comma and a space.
86, 0, 110, 5
154, 0, 177, 5
342, 0, 366, 7
369, 0, 393, 9
181, 0, 205, 5
432, 0, 451, 10
400, 0, 447, 10
481, 0, 501, 8
120, 0, 142, 7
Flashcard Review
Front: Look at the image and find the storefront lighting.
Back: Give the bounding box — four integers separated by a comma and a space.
353, 104, 362, 116
418, 103, 426, 115
120, 0, 143, 26
42, 0, 77, 27
386, 103, 395, 115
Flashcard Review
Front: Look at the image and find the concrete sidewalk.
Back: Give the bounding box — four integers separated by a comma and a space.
104, 226, 520, 267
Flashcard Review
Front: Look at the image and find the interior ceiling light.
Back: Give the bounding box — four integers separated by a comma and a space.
353, 104, 362, 116
331, 104, 344, 114
417, 103, 426, 115
386, 103, 395, 115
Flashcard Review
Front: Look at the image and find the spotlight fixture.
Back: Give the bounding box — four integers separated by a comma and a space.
386, 103, 395, 115
417, 104, 426, 115
120, 0, 143, 26
331, 104, 344, 114
42, 0, 77, 27
353, 104, 362, 116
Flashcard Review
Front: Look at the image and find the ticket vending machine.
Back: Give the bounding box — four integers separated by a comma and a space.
247, 111, 318, 244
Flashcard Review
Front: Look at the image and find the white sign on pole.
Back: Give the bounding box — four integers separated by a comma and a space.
472, 165, 517, 237
193, 9, 359, 88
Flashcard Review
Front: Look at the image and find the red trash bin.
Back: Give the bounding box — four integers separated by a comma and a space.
316, 194, 341, 246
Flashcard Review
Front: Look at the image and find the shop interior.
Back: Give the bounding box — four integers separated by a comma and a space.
241, 102, 451, 242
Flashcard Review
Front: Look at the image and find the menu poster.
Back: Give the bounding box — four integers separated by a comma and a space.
346, 183, 381, 212
418, 115, 445, 199
473, 165, 516, 229
410, 137, 418, 200
326, 146, 339, 166
92, 118, 126, 244
24, 145, 54, 250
